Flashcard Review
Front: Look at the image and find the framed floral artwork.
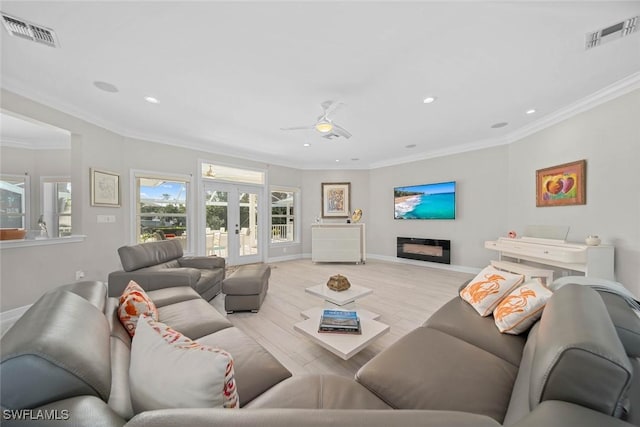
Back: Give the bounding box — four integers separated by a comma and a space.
321, 182, 350, 218
536, 160, 586, 207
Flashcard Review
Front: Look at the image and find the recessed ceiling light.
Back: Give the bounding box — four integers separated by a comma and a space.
526, 109, 536, 115
303, 143, 310, 147
335, 159, 340, 162
405, 144, 417, 149
423, 96, 437, 104
144, 96, 160, 104
491, 122, 509, 129
93, 81, 119, 93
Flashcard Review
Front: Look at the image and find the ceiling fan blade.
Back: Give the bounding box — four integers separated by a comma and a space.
320, 100, 335, 111
321, 100, 344, 117
332, 123, 352, 139
280, 125, 314, 131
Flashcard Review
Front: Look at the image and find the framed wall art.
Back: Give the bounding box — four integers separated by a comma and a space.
90, 168, 120, 207
321, 182, 351, 218
536, 160, 586, 207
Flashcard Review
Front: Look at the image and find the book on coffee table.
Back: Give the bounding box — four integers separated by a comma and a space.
319, 319, 362, 334
320, 310, 359, 327
318, 310, 362, 334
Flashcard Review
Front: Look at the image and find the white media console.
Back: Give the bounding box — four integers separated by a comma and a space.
311, 224, 366, 263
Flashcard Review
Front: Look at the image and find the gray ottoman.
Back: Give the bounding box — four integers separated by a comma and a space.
223, 264, 271, 313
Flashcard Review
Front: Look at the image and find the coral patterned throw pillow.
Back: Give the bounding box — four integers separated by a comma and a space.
460, 266, 524, 316
493, 279, 553, 334
118, 280, 158, 336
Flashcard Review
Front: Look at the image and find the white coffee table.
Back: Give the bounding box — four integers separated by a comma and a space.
296, 284, 389, 359
294, 308, 390, 360
303, 283, 379, 319
305, 283, 373, 306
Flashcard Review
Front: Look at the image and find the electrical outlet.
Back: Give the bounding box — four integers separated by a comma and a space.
75, 270, 85, 281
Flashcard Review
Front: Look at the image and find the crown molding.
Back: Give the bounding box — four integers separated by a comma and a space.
505, 71, 640, 144
1, 79, 303, 169
369, 136, 510, 169
4, 72, 639, 171
371, 72, 640, 169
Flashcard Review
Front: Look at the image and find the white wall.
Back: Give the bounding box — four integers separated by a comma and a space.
367, 146, 509, 269
506, 89, 640, 293
362, 89, 639, 293
0, 90, 304, 310
300, 169, 370, 255
2, 88, 638, 311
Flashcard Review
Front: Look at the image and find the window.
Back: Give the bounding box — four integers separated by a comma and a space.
0, 174, 29, 229
134, 173, 189, 250
42, 178, 72, 237
270, 187, 299, 244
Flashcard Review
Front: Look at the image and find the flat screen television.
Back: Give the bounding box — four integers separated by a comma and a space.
394, 181, 456, 220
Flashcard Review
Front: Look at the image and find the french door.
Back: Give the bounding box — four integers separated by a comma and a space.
203, 182, 263, 265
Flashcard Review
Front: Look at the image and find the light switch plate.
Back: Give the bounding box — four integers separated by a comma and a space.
97, 215, 116, 223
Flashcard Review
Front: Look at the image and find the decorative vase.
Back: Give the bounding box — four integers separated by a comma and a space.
351, 209, 362, 223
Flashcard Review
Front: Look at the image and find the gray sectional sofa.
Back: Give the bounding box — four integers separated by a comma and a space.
1, 276, 639, 426
108, 240, 225, 301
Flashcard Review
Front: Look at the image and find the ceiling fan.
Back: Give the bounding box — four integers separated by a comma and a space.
281, 100, 352, 139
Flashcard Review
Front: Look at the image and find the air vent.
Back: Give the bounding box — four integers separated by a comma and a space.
1, 12, 59, 47
586, 15, 639, 49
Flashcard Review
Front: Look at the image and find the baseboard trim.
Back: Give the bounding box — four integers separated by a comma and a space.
298, 252, 481, 274
0, 304, 31, 335
267, 254, 305, 263
366, 254, 481, 274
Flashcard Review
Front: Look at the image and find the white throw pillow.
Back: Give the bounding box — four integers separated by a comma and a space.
129, 315, 239, 413
460, 266, 524, 316
493, 279, 553, 334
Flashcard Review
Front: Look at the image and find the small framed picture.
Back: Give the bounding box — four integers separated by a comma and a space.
536, 160, 586, 207
322, 182, 350, 218
90, 168, 120, 207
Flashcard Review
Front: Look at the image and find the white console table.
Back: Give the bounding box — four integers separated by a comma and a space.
485, 237, 614, 281
311, 224, 366, 263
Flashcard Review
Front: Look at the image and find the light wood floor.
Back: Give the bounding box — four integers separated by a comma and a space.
210, 259, 473, 378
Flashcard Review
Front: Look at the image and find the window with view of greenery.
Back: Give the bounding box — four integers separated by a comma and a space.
205, 190, 228, 232
271, 189, 297, 243
136, 176, 189, 248
205, 191, 255, 231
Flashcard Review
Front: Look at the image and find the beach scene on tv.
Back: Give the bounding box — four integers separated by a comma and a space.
394, 181, 456, 219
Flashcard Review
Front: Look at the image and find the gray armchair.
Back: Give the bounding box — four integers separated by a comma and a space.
108, 240, 225, 300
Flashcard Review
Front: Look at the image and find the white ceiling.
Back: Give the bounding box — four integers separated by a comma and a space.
1, 1, 639, 169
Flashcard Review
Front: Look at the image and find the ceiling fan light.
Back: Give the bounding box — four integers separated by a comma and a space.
315, 121, 333, 133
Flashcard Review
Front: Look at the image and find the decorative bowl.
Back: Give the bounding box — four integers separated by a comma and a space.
0, 228, 27, 241
327, 274, 351, 292
585, 235, 601, 246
